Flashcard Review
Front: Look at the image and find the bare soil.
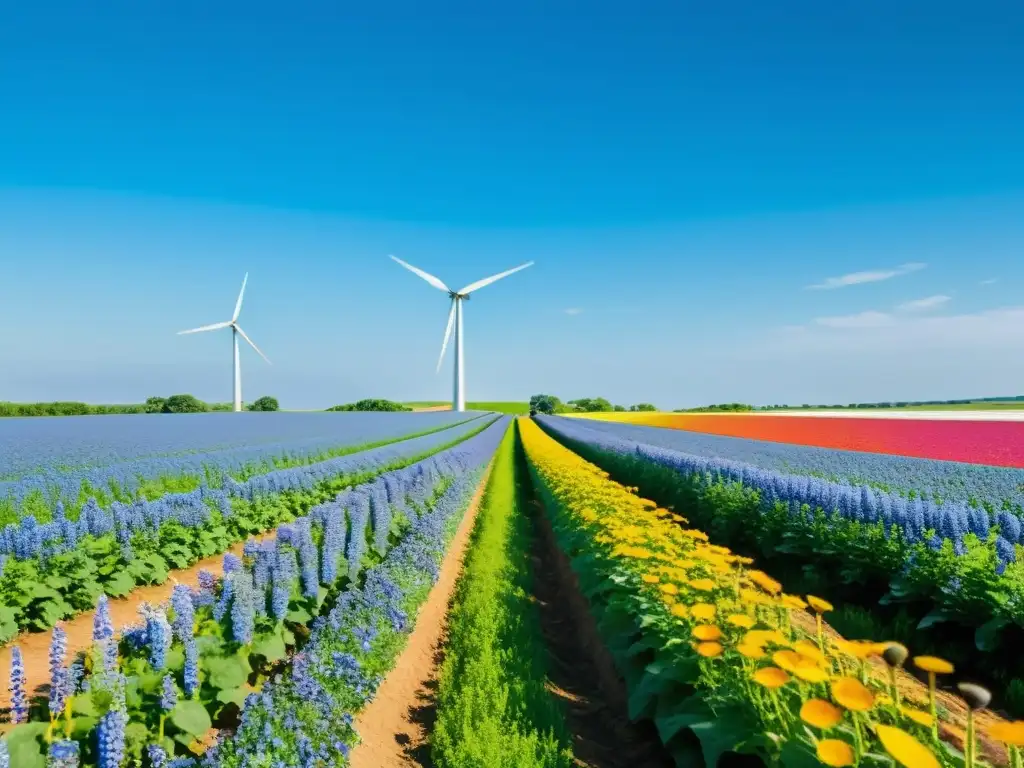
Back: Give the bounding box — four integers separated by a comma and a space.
348, 462, 492, 768
528, 498, 675, 768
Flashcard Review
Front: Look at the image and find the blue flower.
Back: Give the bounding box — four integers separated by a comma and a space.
9, 646, 26, 724
160, 674, 178, 712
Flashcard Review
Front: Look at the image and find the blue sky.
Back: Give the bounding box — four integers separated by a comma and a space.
1, 1, 1023, 409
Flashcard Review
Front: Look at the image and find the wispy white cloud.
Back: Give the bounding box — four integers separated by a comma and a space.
806, 262, 926, 290
980, 278, 998, 285
814, 311, 894, 329
896, 294, 951, 312
563, 307, 583, 316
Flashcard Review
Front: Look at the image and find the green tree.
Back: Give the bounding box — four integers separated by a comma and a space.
248, 395, 280, 412
567, 397, 613, 412
327, 399, 410, 412
529, 394, 562, 415
144, 396, 167, 414
162, 394, 208, 413
629, 403, 657, 412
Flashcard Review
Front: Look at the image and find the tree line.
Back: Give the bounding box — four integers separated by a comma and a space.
0, 394, 280, 416
528, 394, 658, 415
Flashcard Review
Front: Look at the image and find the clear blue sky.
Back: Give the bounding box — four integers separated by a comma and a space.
1, 1, 1023, 409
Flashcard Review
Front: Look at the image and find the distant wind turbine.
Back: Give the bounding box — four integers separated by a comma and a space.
390, 255, 533, 412
177, 273, 270, 412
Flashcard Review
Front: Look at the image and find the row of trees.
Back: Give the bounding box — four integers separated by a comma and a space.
0, 395, 280, 417
758, 396, 1024, 410
529, 394, 658, 415
326, 399, 411, 412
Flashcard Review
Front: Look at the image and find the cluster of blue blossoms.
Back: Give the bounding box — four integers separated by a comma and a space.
3, 416, 508, 768
0, 415, 488, 562
538, 416, 1021, 574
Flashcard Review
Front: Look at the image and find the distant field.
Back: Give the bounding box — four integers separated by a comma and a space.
772, 401, 1024, 412
406, 401, 531, 414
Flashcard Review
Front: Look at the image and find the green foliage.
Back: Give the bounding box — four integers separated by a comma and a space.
144, 396, 167, 414
327, 399, 411, 412
540, 423, 1024, 717
432, 426, 575, 768
247, 395, 280, 412
530, 395, 561, 415
565, 397, 613, 413
629, 403, 657, 412
162, 394, 209, 414
468, 402, 531, 414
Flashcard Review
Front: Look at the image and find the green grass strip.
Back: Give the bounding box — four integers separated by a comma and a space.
431, 423, 575, 768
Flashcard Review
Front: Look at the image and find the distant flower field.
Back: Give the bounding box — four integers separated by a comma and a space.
579, 412, 1024, 468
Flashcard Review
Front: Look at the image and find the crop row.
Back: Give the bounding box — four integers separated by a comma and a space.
580, 412, 1024, 468
575, 417, 1024, 512
0, 413, 479, 524
1, 416, 509, 767
519, 416, 1023, 768
0, 416, 497, 642
537, 415, 1024, 715
430, 423, 574, 768
0, 411, 473, 480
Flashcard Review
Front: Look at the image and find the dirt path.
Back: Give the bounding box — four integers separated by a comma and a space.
411, 406, 451, 412
528, 498, 675, 768
0, 533, 275, 718
348, 462, 492, 768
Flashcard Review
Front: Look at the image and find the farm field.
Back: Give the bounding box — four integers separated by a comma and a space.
3, 411, 1024, 768
407, 400, 531, 414
578, 410, 1024, 467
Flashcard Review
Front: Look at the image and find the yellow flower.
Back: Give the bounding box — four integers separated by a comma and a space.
781, 594, 808, 611
737, 644, 766, 659
744, 629, 786, 647
753, 667, 789, 689
800, 699, 843, 729
670, 604, 688, 618
659, 583, 679, 595
912, 656, 954, 675
772, 650, 803, 674
793, 640, 827, 665
692, 625, 722, 642
874, 724, 940, 768
748, 570, 782, 595
808, 595, 834, 614
726, 614, 755, 629
899, 706, 934, 728
793, 663, 830, 684
641, 573, 660, 584
816, 739, 854, 767
691, 604, 716, 621
695, 642, 723, 658
987, 721, 1024, 746
688, 578, 716, 592
834, 639, 883, 660
831, 677, 875, 712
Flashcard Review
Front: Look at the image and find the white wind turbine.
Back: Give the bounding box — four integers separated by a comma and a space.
390, 255, 533, 412
177, 272, 271, 412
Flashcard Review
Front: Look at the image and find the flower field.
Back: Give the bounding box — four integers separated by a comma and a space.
5, 410, 1024, 767
578, 412, 1024, 468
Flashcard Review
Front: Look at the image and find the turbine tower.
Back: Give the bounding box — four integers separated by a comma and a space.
390, 255, 533, 412
177, 272, 271, 412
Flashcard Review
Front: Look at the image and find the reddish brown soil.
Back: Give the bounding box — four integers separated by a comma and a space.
348, 462, 492, 767
0, 533, 274, 721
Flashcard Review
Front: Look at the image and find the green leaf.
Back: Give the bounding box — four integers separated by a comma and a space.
170, 699, 213, 737
779, 739, 824, 768
215, 685, 251, 707
286, 606, 313, 624
251, 630, 287, 663
976, 617, 1009, 652
102, 569, 136, 597
689, 712, 750, 768
654, 695, 714, 743
204, 654, 249, 691
125, 721, 151, 751
5, 722, 47, 768
917, 609, 952, 630
69, 715, 98, 738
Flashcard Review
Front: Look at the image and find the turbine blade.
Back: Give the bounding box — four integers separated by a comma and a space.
457, 261, 534, 295
177, 321, 232, 334
234, 325, 271, 364
436, 299, 456, 373
232, 272, 249, 322
389, 255, 451, 293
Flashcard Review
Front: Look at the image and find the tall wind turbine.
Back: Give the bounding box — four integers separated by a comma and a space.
177, 273, 271, 412
390, 256, 533, 412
